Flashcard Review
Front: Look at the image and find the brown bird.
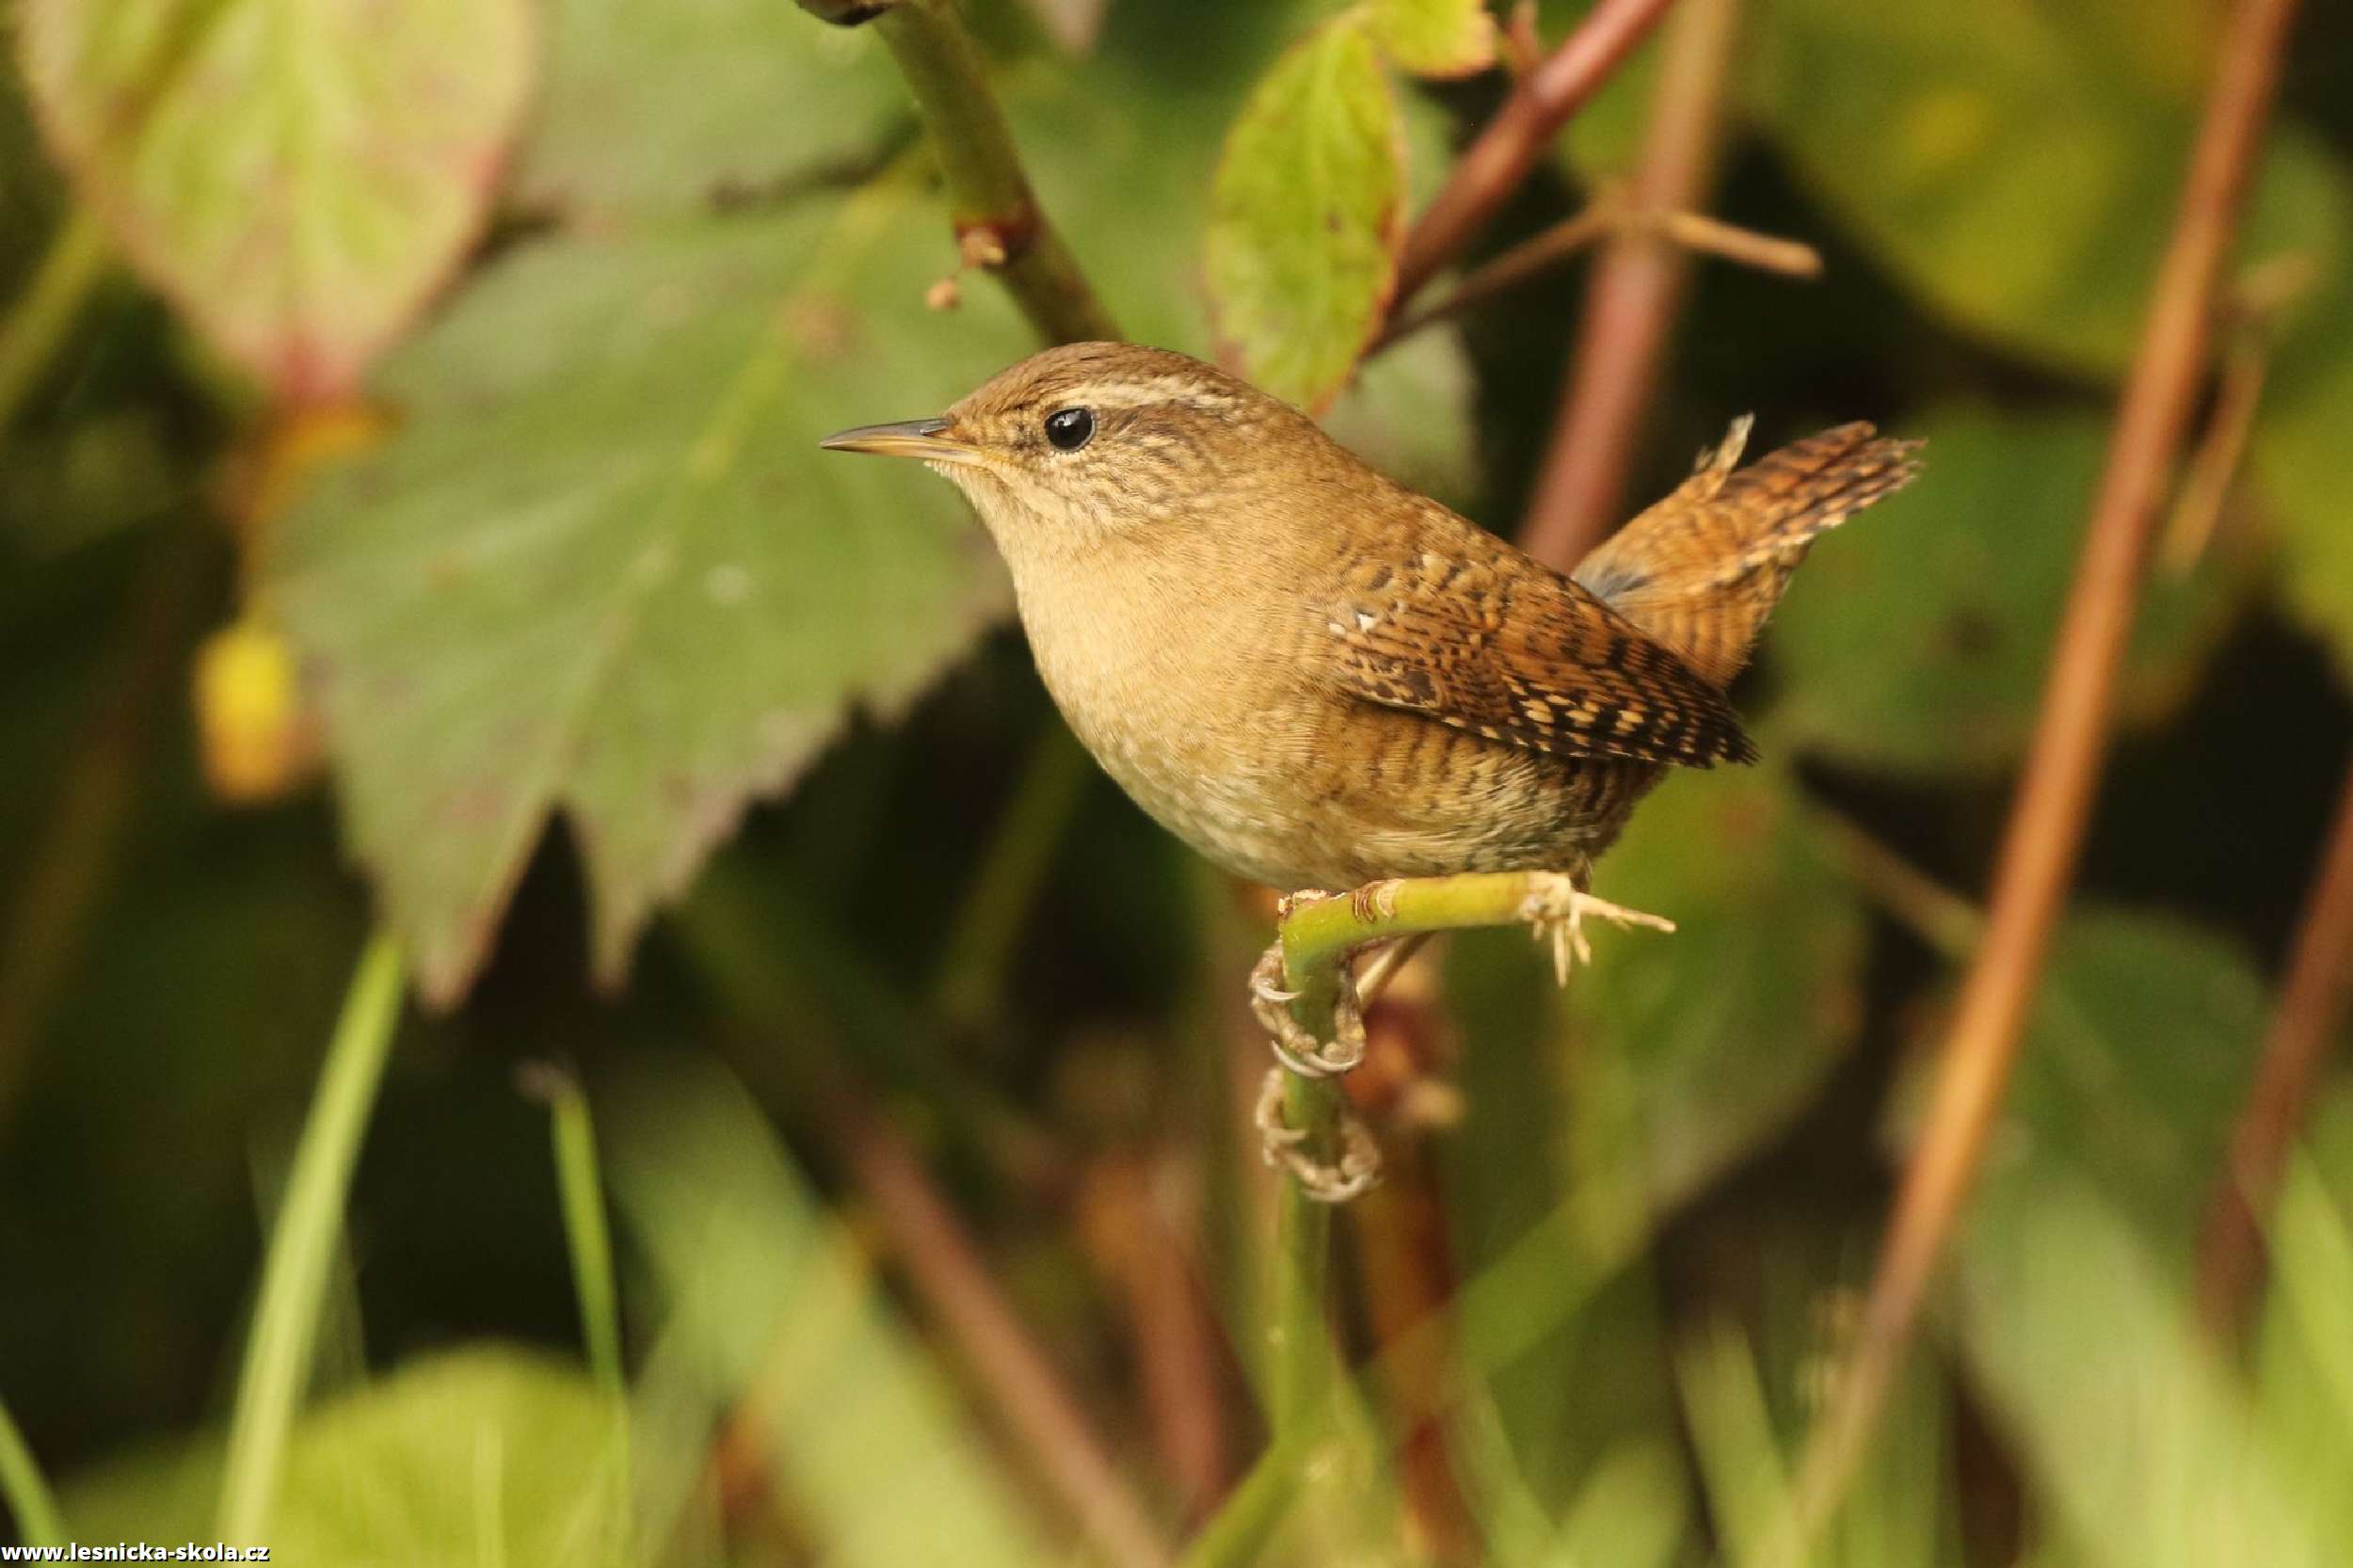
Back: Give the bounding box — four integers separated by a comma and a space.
824, 342, 1917, 988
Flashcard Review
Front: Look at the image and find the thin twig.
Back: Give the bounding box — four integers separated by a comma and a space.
800, 0, 1120, 343
675, 885, 1166, 1568
1079, 1151, 1234, 1523
1780, 0, 2305, 1545
2195, 753, 2353, 1341
1520, 0, 1741, 571
1373, 200, 1817, 357
0, 207, 108, 434
1393, 0, 1680, 309
1803, 805, 1983, 962
822, 1078, 1174, 1568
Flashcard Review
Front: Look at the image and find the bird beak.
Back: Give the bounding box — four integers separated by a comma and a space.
818, 416, 977, 464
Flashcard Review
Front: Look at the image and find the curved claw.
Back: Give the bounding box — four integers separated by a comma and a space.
1254, 1069, 1382, 1203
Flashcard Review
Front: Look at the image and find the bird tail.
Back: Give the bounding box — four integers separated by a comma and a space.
1571, 419, 1922, 689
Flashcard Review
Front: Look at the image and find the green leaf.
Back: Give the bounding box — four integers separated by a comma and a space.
65, 1348, 629, 1564
516, 0, 909, 223
606, 1061, 1060, 1568
1771, 404, 2248, 776
269, 188, 1032, 1004
1369, 0, 1497, 79
1206, 13, 1404, 411
2253, 273, 2353, 685
1960, 1181, 2325, 1568
1991, 907, 2268, 1265
16, 0, 533, 402
1752, 0, 2352, 376
1561, 760, 1867, 1223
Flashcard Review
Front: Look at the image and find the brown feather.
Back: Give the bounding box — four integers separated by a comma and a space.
1574, 419, 1924, 687
1325, 544, 1759, 769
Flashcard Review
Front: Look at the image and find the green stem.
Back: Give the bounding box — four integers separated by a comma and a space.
216, 933, 406, 1541
929, 724, 1092, 1033
1261, 872, 1659, 1448
829, 0, 1121, 344
0, 208, 109, 433
0, 1391, 65, 1547
537, 1069, 625, 1396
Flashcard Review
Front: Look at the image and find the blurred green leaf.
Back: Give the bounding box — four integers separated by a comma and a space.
1752, 0, 2352, 376
1948, 907, 2267, 1268
1206, 12, 1403, 410
1562, 758, 1866, 1224
1960, 1179, 2324, 1568
2252, 275, 2353, 685
1369, 0, 1497, 79
65, 1347, 628, 1565
15, 0, 533, 402
1772, 404, 2247, 776
2254, 1097, 2353, 1552
269, 188, 1031, 1004
606, 1061, 1059, 1568
516, 0, 908, 223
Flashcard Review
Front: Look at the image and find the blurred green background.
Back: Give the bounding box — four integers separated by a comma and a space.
3, 0, 2352, 1561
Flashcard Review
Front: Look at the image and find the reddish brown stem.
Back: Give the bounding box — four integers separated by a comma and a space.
1078, 1150, 1234, 1525
1519, 0, 1739, 571
1393, 0, 1679, 309
824, 1081, 1172, 1568
2194, 755, 2353, 1340
1784, 0, 2305, 1541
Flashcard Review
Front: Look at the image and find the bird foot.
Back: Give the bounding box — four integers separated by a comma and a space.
1517, 872, 1675, 985
1247, 940, 1367, 1078
1255, 1069, 1381, 1203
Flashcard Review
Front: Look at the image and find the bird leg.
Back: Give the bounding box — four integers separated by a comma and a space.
1254, 1069, 1381, 1203
1518, 871, 1675, 985
1247, 940, 1367, 1078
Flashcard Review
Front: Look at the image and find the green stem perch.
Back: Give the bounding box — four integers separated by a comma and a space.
1260, 871, 1663, 1460
216, 933, 406, 1540
798, 0, 1121, 344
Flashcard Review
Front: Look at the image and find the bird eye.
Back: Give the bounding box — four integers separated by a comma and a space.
1044, 407, 1095, 452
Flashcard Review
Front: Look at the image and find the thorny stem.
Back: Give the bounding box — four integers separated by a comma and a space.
1393, 0, 1679, 310
2195, 753, 2353, 1341
1780, 0, 2305, 1548
1521, 0, 1743, 570
801, 0, 1120, 344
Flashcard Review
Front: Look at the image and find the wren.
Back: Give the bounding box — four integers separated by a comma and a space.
824, 342, 1918, 962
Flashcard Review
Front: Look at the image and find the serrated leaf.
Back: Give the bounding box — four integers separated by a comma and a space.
1771, 404, 2247, 776
1206, 13, 1404, 410
516, 0, 907, 223
269, 191, 1032, 1004
1753, 0, 2351, 376
1369, 0, 1497, 78
1562, 760, 1867, 1222
65, 1348, 629, 1563
16, 0, 533, 403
